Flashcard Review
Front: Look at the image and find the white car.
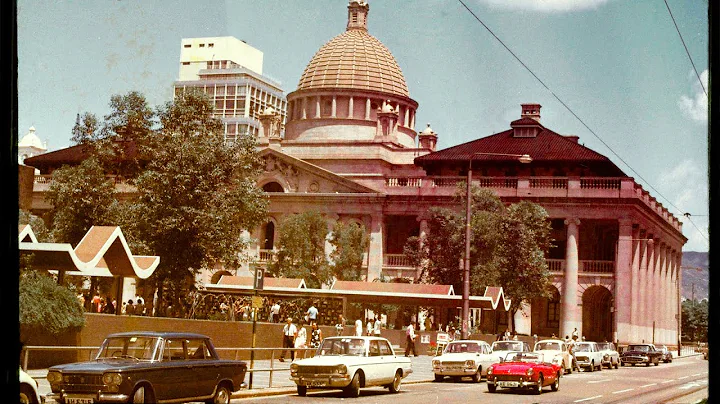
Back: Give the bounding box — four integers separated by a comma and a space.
533, 339, 573, 374
573, 342, 604, 371
19, 367, 42, 404
432, 340, 497, 382
490, 340, 532, 363
290, 336, 412, 397
596, 342, 620, 369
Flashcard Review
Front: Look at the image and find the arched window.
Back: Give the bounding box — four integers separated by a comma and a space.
263, 222, 275, 250
262, 182, 284, 192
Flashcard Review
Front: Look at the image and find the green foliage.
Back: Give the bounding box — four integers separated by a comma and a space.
19, 209, 52, 242
269, 211, 333, 289
19, 271, 85, 336
682, 299, 708, 342
44, 157, 118, 245
329, 221, 370, 281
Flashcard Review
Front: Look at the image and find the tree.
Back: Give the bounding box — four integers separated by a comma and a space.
329, 221, 370, 281
269, 211, 333, 289
127, 89, 268, 314
19, 271, 85, 336
682, 299, 708, 342
70, 112, 100, 145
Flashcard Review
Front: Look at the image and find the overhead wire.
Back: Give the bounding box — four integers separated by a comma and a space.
456, 0, 708, 242
663, 0, 708, 97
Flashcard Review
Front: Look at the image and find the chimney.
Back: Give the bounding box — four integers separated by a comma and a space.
347, 1, 369, 31
521, 103, 541, 122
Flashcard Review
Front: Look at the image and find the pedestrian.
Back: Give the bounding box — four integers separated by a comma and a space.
335, 315, 345, 336
306, 302, 318, 324
366, 318, 374, 336
568, 338, 580, 372
504, 329, 511, 341
135, 298, 145, 316
564, 335, 570, 343
533, 334, 539, 346
92, 292, 102, 312
512, 333, 518, 341
355, 318, 363, 337
295, 320, 308, 359
280, 317, 297, 362
126, 299, 135, 315
405, 320, 418, 356
373, 316, 382, 336
310, 322, 323, 348
270, 301, 281, 323
572, 327, 579, 341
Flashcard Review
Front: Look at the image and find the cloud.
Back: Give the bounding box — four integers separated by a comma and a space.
678, 69, 708, 123
474, 0, 611, 12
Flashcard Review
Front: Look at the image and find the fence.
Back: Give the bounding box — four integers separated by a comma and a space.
21, 345, 318, 390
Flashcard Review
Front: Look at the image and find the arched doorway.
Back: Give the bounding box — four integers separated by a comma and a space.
262, 221, 275, 250
582, 286, 613, 342
262, 182, 284, 192
210, 270, 233, 284
531, 286, 561, 338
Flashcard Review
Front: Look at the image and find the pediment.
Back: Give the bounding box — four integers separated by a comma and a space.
258, 148, 378, 194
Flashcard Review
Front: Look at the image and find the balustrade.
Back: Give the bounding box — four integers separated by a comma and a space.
383, 253, 411, 267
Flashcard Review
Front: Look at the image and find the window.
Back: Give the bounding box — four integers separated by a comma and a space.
164, 339, 186, 361
187, 339, 211, 360
184, 44, 191, 48
208, 43, 214, 47
379, 341, 393, 355
369, 341, 381, 356
199, 43, 205, 47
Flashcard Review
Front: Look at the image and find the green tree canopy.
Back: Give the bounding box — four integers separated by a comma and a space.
19, 271, 85, 336
329, 221, 370, 281
682, 299, 708, 342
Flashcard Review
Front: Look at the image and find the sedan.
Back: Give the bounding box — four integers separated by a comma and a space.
657, 345, 673, 363
46, 331, 246, 404
596, 342, 620, 369
432, 340, 497, 382
20, 367, 42, 404
486, 352, 561, 395
290, 336, 412, 397
620, 343, 662, 366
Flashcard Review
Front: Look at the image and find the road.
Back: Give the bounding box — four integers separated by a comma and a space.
233, 356, 708, 403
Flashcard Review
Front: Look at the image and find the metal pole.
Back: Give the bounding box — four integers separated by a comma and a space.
462, 160, 472, 340
249, 266, 258, 389
677, 262, 682, 357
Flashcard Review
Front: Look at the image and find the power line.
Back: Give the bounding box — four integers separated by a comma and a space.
663, 0, 707, 97
456, 0, 707, 240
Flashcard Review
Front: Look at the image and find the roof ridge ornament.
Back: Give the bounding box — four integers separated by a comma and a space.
347, 0, 369, 31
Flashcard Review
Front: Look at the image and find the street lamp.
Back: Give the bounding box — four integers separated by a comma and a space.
462, 152, 532, 339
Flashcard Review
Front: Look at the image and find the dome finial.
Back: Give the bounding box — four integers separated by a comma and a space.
347, 1, 369, 31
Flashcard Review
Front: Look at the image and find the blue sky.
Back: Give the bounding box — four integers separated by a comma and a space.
17, 0, 708, 251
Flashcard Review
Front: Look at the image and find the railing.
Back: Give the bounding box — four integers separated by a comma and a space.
21, 345, 317, 390
383, 254, 412, 267
257, 249, 275, 262
386, 177, 423, 187
546, 259, 615, 274
581, 178, 621, 189
530, 177, 568, 189
547, 259, 564, 272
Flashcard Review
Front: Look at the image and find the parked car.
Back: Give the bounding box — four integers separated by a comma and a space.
486, 352, 561, 395
20, 367, 42, 404
572, 342, 604, 372
620, 343, 662, 366
657, 345, 673, 363
490, 340, 531, 363
596, 342, 620, 369
46, 331, 247, 404
290, 336, 412, 397
533, 339, 573, 374
432, 340, 497, 382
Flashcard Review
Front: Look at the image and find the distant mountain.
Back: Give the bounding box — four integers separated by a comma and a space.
681, 251, 709, 301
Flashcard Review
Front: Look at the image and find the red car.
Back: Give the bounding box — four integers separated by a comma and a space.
486, 352, 561, 394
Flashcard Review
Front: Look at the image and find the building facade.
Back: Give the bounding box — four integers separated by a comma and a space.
23, 1, 685, 345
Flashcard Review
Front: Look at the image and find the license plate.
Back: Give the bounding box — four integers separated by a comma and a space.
66, 397, 94, 404
498, 381, 520, 388
310, 381, 326, 387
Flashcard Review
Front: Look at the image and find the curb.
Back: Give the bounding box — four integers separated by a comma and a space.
231, 378, 433, 399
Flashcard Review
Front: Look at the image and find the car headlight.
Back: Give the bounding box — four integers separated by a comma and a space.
526, 368, 534, 376
432, 360, 440, 368
487, 366, 493, 375
47, 371, 62, 384
335, 364, 347, 374
102, 372, 123, 386
465, 360, 475, 368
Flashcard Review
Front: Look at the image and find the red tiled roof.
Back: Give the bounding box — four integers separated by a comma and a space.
415, 127, 626, 175
331, 280, 454, 295
217, 276, 306, 289
24, 141, 139, 169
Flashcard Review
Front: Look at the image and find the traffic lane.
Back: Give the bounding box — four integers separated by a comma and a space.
234, 356, 708, 403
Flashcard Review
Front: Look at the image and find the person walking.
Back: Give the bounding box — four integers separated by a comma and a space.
335, 315, 345, 336
405, 320, 418, 357
125, 299, 135, 315
310, 322, 323, 349
373, 316, 382, 336
279, 317, 297, 362
355, 318, 363, 337
294, 320, 308, 360
366, 318, 374, 336
306, 302, 318, 324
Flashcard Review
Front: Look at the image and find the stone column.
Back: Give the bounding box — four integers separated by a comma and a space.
365, 98, 371, 120
417, 217, 429, 282
331, 96, 337, 118
301, 97, 307, 119
348, 97, 354, 119
637, 235, 649, 342
651, 238, 661, 343
614, 219, 633, 344
561, 218, 581, 339
315, 96, 321, 118
630, 227, 641, 341
645, 236, 656, 343
660, 244, 670, 343
367, 214, 384, 281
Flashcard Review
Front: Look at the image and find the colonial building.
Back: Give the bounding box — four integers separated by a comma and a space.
22, 1, 686, 345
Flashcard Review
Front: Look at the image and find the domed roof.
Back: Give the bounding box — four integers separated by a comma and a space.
296, 3, 409, 98
19, 126, 46, 150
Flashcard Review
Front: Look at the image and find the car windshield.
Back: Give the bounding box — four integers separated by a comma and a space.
628, 345, 650, 352
317, 338, 366, 357
505, 352, 543, 363
492, 341, 522, 351
535, 342, 561, 351
575, 344, 592, 352
446, 342, 481, 353
598, 343, 613, 350
96, 336, 160, 361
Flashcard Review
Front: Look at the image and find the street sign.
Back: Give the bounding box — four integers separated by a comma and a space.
254, 266, 264, 290
252, 296, 263, 309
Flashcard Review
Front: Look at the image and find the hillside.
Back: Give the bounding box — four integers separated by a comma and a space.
681, 251, 709, 301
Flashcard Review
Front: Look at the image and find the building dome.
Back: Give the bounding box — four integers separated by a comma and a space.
19, 126, 46, 150
296, 3, 409, 98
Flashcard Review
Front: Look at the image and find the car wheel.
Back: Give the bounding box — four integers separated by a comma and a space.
614, 359, 619, 369
589, 361, 594, 372
434, 374, 444, 382
487, 378, 497, 393
344, 372, 361, 398
564, 361, 571, 375
388, 370, 402, 393
207, 384, 231, 404
131, 385, 156, 404
297, 385, 307, 397
654, 360, 659, 366
19, 384, 38, 404
597, 361, 602, 371
551, 373, 560, 392
471, 367, 482, 383
533, 375, 543, 395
